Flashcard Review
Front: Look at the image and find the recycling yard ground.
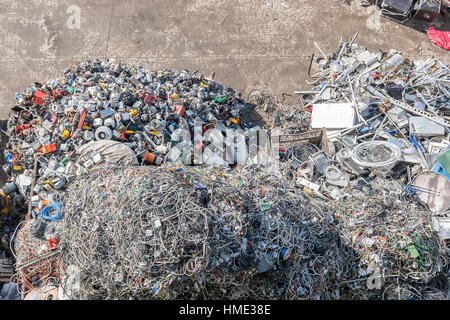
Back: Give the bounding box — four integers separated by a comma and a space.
0, 0, 448, 121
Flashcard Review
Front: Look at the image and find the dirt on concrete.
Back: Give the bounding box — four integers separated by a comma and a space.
0, 0, 448, 121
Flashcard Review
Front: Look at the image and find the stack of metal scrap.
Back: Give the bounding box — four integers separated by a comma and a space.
3, 59, 249, 207
283, 34, 450, 298
293, 33, 449, 211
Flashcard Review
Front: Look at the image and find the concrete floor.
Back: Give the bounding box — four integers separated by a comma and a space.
0, 0, 448, 121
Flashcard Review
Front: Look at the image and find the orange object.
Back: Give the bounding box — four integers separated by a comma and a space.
143, 150, 156, 164
38, 200, 49, 210
12, 165, 23, 172
40, 144, 57, 154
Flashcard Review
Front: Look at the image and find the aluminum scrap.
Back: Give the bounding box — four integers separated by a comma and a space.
3, 59, 249, 204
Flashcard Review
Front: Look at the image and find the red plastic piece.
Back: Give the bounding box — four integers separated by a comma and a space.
51, 113, 58, 124
33, 91, 49, 106
427, 28, 450, 50
11, 154, 18, 164
372, 73, 382, 79
144, 93, 156, 104
71, 108, 87, 139
48, 238, 58, 250
50, 90, 65, 100
15, 123, 31, 134
195, 142, 204, 150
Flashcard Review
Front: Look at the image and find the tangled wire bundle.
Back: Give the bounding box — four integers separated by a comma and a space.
19, 162, 442, 300
330, 178, 448, 299
59, 166, 213, 299
56, 165, 356, 299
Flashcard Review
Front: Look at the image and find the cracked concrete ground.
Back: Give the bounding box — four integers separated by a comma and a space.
0, 0, 448, 121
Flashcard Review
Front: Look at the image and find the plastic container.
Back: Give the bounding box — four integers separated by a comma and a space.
40, 144, 57, 154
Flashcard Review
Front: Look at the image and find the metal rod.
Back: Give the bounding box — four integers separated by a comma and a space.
16, 248, 61, 271
371, 116, 387, 141
314, 42, 328, 61
327, 113, 383, 139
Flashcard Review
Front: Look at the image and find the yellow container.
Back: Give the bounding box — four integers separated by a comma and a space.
127, 109, 138, 117
61, 129, 70, 139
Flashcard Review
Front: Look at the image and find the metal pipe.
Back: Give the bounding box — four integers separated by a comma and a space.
371, 116, 387, 141
327, 113, 383, 139
314, 42, 328, 61
16, 248, 61, 271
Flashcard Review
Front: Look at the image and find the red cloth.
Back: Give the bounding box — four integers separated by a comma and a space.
427, 27, 450, 50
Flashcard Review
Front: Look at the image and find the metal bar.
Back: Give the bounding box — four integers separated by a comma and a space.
364, 85, 450, 128
371, 116, 387, 141
314, 42, 328, 61
327, 113, 384, 139
16, 248, 61, 271
27, 153, 44, 218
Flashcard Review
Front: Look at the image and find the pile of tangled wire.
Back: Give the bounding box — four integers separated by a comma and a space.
247, 89, 310, 133
12, 214, 64, 296
53, 165, 352, 299
12, 162, 447, 300
235, 164, 449, 299
329, 177, 449, 299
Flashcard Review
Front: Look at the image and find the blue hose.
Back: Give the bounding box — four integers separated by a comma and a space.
39, 202, 62, 221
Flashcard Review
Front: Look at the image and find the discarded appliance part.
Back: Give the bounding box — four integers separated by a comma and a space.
432, 217, 450, 240
95, 126, 113, 141
409, 116, 445, 137
380, 0, 414, 23
351, 141, 401, 170
412, 171, 450, 213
